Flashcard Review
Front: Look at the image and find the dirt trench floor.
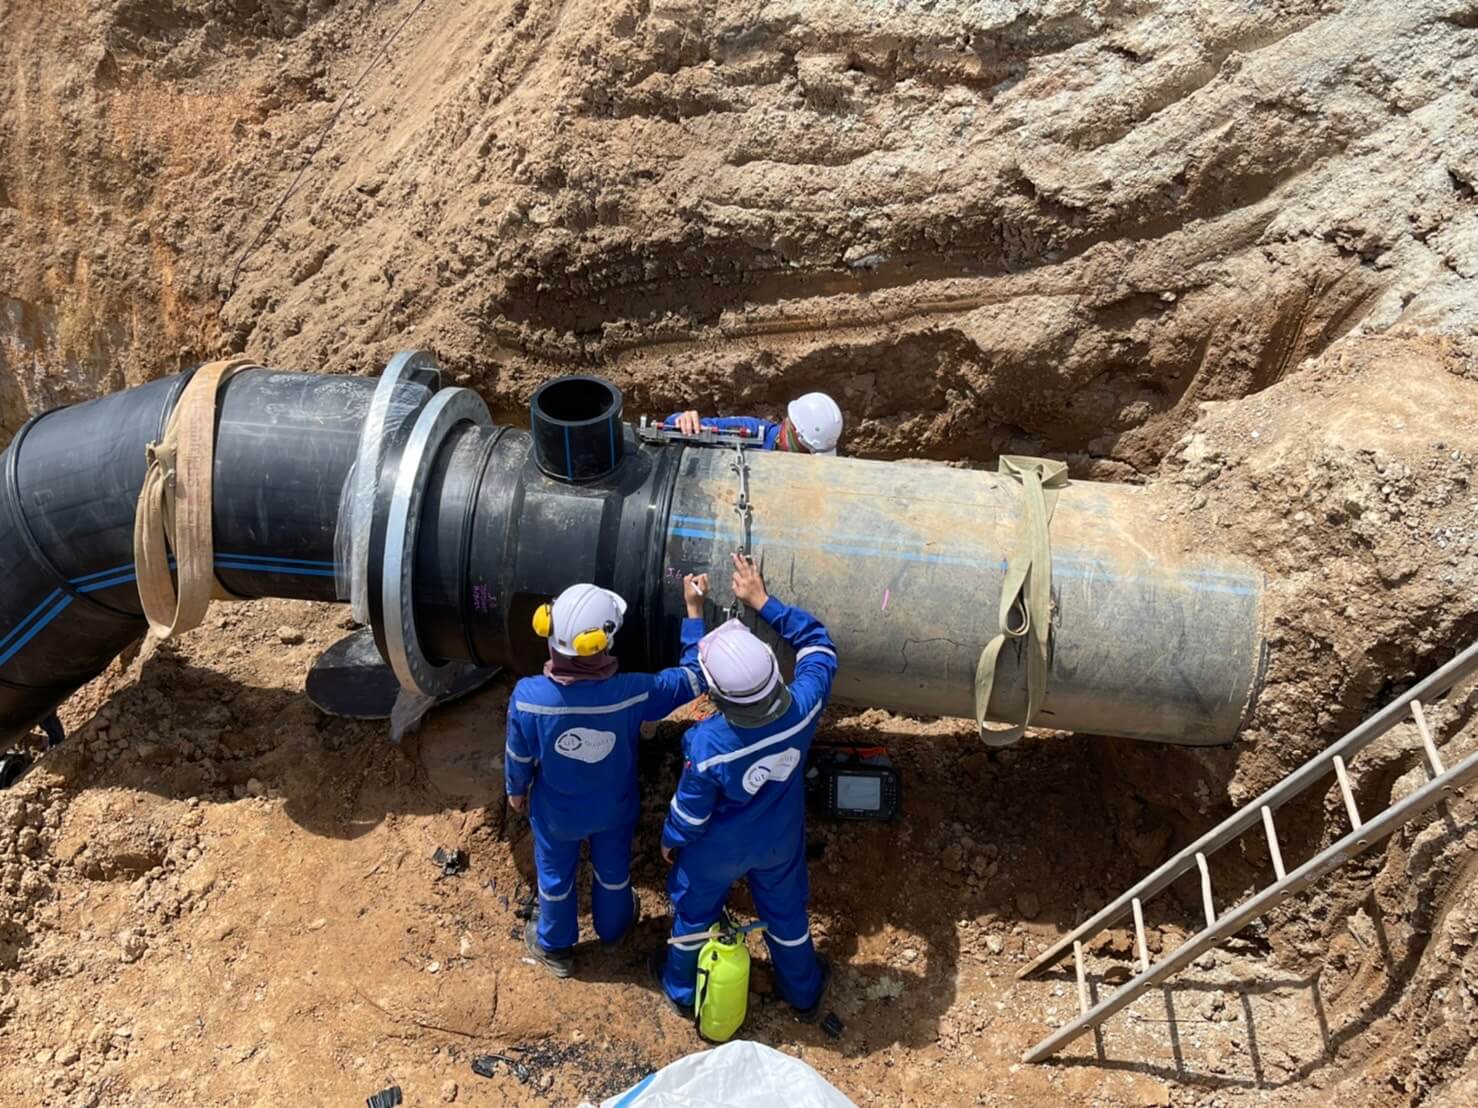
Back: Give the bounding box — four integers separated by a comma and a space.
1, 580, 1475, 1108
0, 593, 1467, 1108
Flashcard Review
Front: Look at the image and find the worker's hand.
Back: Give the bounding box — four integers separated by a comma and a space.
675, 410, 702, 435
507, 793, 527, 814
730, 553, 769, 611
683, 573, 709, 618
662, 845, 676, 865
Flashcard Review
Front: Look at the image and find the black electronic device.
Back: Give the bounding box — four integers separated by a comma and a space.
806, 744, 902, 822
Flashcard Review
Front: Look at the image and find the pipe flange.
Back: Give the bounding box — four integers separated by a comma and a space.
346, 351, 441, 621
381, 387, 492, 696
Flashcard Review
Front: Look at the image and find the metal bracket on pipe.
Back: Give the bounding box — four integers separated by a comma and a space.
635, 416, 754, 450
381, 387, 491, 696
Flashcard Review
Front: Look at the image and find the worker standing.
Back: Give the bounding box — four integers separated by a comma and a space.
654, 554, 838, 1021
663, 392, 844, 455
507, 576, 709, 977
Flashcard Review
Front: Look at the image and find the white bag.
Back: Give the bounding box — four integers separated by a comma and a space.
587, 1041, 857, 1108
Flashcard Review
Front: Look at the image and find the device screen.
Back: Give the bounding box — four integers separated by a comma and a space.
836, 774, 882, 811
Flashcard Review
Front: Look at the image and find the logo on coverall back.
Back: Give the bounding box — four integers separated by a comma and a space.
742, 748, 801, 794
554, 727, 617, 764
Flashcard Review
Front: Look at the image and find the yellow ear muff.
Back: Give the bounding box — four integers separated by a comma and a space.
570, 628, 609, 657
532, 603, 553, 637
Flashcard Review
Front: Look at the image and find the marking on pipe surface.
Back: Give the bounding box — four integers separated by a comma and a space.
881, 588, 891, 612
472, 582, 494, 613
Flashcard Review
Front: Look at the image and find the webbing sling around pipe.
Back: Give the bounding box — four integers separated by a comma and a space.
134, 357, 257, 638
0, 360, 1268, 748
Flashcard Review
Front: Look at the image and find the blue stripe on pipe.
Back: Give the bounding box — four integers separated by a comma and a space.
68, 559, 336, 594
666, 523, 1258, 596
564, 425, 572, 480
0, 555, 340, 671
668, 513, 1258, 590
215, 552, 335, 568
0, 588, 64, 651
77, 574, 138, 593
69, 562, 137, 584
215, 561, 337, 577
0, 594, 73, 667
67, 555, 332, 587
609, 417, 616, 471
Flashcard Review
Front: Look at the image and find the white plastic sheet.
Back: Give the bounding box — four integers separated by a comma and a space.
587, 1041, 857, 1108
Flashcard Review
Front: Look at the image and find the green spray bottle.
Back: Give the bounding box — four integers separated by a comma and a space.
673, 917, 767, 1042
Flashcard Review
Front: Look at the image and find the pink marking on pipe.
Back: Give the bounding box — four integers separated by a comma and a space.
881, 588, 890, 611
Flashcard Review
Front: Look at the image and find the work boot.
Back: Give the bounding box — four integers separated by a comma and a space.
647, 945, 689, 1018
524, 917, 574, 979
600, 889, 641, 953
791, 955, 833, 1023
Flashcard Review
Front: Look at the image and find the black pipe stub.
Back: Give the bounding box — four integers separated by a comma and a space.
530, 375, 624, 483
379, 387, 492, 696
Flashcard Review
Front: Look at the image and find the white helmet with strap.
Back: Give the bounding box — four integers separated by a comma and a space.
534, 583, 627, 657
698, 619, 792, 727
786, 392, 843, 455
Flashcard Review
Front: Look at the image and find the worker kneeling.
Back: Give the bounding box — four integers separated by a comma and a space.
656, 554, 837, 1021
507, 577, 708, 977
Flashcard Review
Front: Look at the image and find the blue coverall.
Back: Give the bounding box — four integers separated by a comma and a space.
506, 619, 707, 953
662, 413, 782, 450
659, 598, 838, 1009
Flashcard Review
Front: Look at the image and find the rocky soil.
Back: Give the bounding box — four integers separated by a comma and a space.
2, 1, 1478, 1105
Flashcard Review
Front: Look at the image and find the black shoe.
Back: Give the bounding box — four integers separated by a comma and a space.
600, 889, 641, 953
647, 945, 689, 1018
524, 918, 574, 978
791, 955, 833, 1023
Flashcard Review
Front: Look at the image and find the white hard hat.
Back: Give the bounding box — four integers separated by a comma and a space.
538, 583, 627, 657
786, 392, 843, 455
698, 619, 792, 726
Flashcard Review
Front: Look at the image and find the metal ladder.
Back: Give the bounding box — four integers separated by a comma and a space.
1020, 638, 1478, 1063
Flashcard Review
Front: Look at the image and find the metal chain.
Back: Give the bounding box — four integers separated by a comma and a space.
729, 440, 753, 621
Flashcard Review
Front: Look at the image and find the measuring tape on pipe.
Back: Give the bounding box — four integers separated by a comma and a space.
133, 356, 257, 639
973, 455, 1069, 748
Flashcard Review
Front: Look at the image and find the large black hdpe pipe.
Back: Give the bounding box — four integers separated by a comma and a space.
0, 359, 1266, 748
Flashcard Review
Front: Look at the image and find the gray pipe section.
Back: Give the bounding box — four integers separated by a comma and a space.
663, 449, 1265, 745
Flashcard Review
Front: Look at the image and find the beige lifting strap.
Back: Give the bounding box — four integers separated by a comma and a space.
133, 356, 255, 638
974, 455, 1070, 748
